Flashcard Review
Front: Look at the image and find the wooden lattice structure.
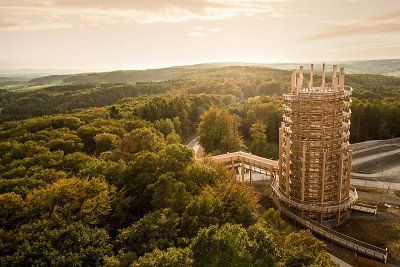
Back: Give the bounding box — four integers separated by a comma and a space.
273, 64, 358, 226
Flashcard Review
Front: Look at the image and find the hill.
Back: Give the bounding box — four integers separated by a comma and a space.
1, 59, 399, 91
28, 59, 400, 85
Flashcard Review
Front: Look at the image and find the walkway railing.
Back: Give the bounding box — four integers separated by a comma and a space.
271, 178, 358, 213
199, 151, 278, 171
272, 192, 388, 263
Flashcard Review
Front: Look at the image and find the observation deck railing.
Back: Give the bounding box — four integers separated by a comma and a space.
271, 178, 357, 213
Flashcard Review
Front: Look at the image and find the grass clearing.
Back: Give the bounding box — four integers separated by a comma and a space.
338, 214, 400, 259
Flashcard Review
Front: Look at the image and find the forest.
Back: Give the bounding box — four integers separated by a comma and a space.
0, 65, 399, 266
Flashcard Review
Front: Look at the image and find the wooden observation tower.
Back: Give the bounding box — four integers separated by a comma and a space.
273, 64, 358, 226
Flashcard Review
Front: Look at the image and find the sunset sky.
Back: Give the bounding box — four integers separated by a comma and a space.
1, 0, 400, 70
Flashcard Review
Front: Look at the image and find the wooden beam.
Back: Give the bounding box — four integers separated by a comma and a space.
321, 150, 326, 223
278, 127, 283, 188
301, 144, 306, 202
333, 65, 338, 92
338, 154, 344, 202
285, 134, 291, 196
241, 159, 245, 185
339, 67, 345, 91
308, 64, 313, 94
291, 69, 297, 94
346, 150, 353, 196
322, 63, 326, 91
249, 163, 253, 188
337, 154, 344, 225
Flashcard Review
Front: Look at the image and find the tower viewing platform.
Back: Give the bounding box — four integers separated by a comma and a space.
274, 64, 357, 226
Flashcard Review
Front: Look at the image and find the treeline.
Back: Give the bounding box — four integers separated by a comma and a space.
0, 66, 291, 119
0, 102, 335, 265
350, 98, 400, 142
0, 82, 177, 119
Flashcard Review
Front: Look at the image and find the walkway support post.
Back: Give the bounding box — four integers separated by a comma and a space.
241, 159, 245, 185
285, 134, 291, 196
321, 151, 326, 223
346, 150, 352, 196
249, 163, 253, 188
337, 154, 344, 224
278, 127, 283, 187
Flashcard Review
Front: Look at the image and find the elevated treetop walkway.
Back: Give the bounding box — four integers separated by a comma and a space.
199, 151, 278, 171
272, 192, 388, 263
195, 149, 388, 263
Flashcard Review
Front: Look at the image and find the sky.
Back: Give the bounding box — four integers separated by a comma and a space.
0, 0, 400, 70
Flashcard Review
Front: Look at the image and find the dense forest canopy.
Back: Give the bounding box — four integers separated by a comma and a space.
0, 64, 399, 265
2, 65, 399, 145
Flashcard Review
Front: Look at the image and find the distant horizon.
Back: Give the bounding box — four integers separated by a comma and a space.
1, 57, 400, 74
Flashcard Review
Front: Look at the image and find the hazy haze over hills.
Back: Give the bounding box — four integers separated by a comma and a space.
1, 58, 400, 91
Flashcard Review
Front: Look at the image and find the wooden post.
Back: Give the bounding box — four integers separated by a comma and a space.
301, 144, 306, 218
308, 64, 313, 94
269, 165, 274, 180
301, 145, 306, 202
337, 154, 344, 225
338, 154, 344, 202
249, 163, 253, 188
291, 69, 297, 94
322, 63, 326, 92
332, 65, 338, 92
241, 159, 245, 185
339, 67, 345, 91
297, 66, 304, 93
346, 150, 353, 196
299, 65, 304, 86
278, 127, 283, 188
321, 151, 326, 223
285, 134, 291, 196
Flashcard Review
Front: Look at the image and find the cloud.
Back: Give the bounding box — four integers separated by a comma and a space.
209, 27, 223, 33
188, 26, 223, 37
0, 0, 279, 31
300, 10, 400, 41
189, 31, 207, 37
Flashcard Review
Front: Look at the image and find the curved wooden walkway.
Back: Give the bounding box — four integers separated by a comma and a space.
188, 143, 389, 263
272, 193, 388, 263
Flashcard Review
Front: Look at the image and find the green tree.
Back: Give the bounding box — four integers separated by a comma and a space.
131, 247, 193, 267
158, 144, 194, 174
246, 224, 277, 266
166, 131, 181, 144
181, 181, 258, 237
0, 221, 113, 266
0, 192, 24, 230
120, 151, 161, 214
109, 106, 122, 119
197, 107, 244, 154
119, 127, 165, 154
191, 224, 253, 266
48, 133, 83, 154
154, 118, 175, 137
182, 163, 219, 195
24, 177, 114, 225
250, 121, 268, 156
118, 209, 180, 257
77, 125, 100, 152
258, 81, 283, 96
94, 133, 119, 154
150, 173, 191, 214
283, 230, 330, 267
